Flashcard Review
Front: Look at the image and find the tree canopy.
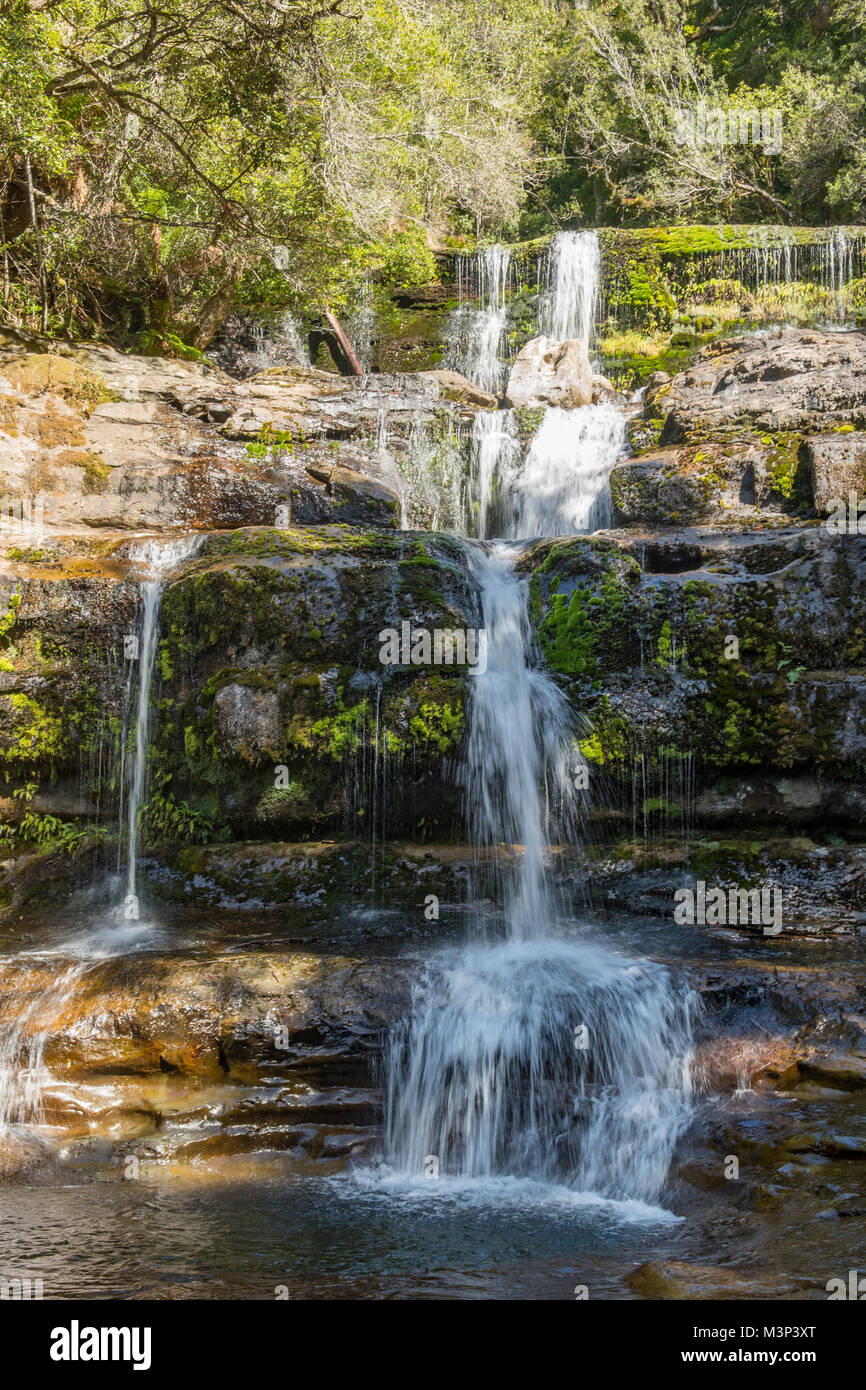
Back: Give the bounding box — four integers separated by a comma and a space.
0, 0, 863, 345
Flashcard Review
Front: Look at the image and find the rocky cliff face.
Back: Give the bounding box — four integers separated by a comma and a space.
0, 330, 489, 535
523, 527, 866, 826
1, 322, 865, 904
612, 330, 866, 525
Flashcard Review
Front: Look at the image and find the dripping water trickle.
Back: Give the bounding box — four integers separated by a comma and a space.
0, 534, 201, 1151
120, 536, 202, 924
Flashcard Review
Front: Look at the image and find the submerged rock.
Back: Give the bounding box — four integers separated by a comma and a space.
626, 1261, 798, 1300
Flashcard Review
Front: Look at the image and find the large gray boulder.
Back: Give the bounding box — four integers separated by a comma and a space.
505, 335, 593, 409
647, 329, 866, 439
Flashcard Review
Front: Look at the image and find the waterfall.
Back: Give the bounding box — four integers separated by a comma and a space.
385, 939, 696, 1200
511, 404, 625, 537
445, 244, 512, 395
468, 230, 624, 540
384, 231, 696, 1206
541, 230, 600, 344
462, 543, 578, 939
121, 536, 201, 921
824, 228, 852, 324
384, 541, 696, 1202
471, 404, 625, 541
471, 410, 520, 540
347, 284, 377, 372
208, 311, 310, 377
0, 536, 202, 1150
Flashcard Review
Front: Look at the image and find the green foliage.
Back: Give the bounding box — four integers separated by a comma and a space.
0, 0, 861, 341
520, 0, 866, 229
0, 0, 541, 341
0, 783, 105, 852
143, 770, 221, 844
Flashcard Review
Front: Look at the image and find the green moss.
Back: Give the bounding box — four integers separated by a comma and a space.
641, 797, 681, 817
311, 699, 369, 760
408, 698, 463, 753
579, 698, 630, 766
540, 587, 597, 678
9, 354, 115, 408
762, 432, 808, 503
6, 547, 52, 564
5, 693, 66, 763
0, 588, 21, 642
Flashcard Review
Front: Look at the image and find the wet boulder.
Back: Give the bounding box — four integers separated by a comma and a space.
505, 335, 593, 410
0, 333, 465, 534
610, 437, 810, 526
303, 461, 399, 527
417, 369, 497, 409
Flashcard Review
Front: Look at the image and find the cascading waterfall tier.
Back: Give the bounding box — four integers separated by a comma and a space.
468, 231, 624, 542
541, 229, 601, 344
509, 404, 625, 537
462, 543, 579, 939
470, 410, 520, 540
386, 938, 696, 1201
384, 542, 697, 1202
384, 230, 696, 1208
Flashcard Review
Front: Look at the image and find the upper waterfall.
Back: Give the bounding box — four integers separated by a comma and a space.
542, 230, 601, 345
458, 228, 625, 541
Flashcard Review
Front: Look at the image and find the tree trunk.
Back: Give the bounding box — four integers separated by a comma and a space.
323, 309, 363, 375
185, 267, 242, 349
22, 150, 48, 333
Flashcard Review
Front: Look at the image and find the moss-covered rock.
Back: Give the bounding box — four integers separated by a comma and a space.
152, 525, 476, 839
0, 553, 135, 821
522, 527, 866, 817
611, 437, 813, 526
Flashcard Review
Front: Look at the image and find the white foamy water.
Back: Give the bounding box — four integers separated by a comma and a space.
0, 962, 86, 1138
462, 542, 578, 937
542, 230, 600, 344
385, 938, 696, 1201
446, 244, 512, 396
470, 409, 520, 540
511, 403, 625, 536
